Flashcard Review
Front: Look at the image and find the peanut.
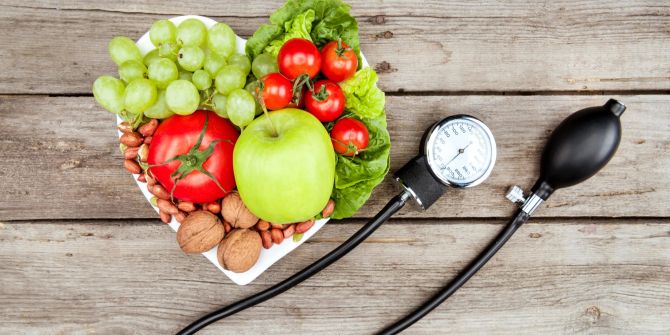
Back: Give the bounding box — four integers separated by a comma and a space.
149, 184, 170, 200
145, 170, 156, 185
322, 199, 335, 218
295, 219, 315, 234
138, 143, 149, 162
206, 201, 221, 214
138, 119, 158, 137
260, 230, 272, 249
177, 201, 196, 212
120, 132, 143, 147
123, 146, 139, 159
157, 198, 178, 215
144, 136, 153, 145
123, 159, 142, 174
256, 220, 270, 231
224, 221, 232, 234
283, 224, 295, 239
159, 210, 171, 224
175, 211, 187, 223
137, 172, 147, 183
117, 122, 133, 133
270, 228, 284, 244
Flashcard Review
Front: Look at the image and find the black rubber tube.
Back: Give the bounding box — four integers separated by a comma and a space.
378, 209, 530, 335
177, 191, 410, 335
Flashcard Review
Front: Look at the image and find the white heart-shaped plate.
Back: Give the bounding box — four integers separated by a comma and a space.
116, 15, 369, 285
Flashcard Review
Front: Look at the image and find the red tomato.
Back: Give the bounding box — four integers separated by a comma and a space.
258, 73, 293, 110
320, 40, 358, 82
147, 110, 239, 203
277, 38, 321, 80
330, 118, 369, 157
304, 80, 345, 122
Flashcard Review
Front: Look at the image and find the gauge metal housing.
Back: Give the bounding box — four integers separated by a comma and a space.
422, 115, 497, 188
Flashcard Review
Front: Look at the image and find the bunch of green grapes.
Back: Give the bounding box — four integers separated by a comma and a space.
93, 18, 264, 128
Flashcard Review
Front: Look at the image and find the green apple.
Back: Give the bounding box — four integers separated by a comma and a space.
233, 109, 335, 223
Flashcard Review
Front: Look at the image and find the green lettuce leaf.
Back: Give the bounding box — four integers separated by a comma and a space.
264, 9, 316, 57
246, 0, 360, 60
340, 67, 385, 119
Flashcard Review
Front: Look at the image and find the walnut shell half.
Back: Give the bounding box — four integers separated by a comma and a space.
176, 210, 225, 254
217, 228, 262, 273
221, 192, 258, 229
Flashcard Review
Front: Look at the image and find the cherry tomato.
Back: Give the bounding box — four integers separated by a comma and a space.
304, 80, 345, 122
257, 73, 293, 110
147, 110, 239, 203
277, 38, 321, 80
330, 117, 369, 157
320, 40, 358, 82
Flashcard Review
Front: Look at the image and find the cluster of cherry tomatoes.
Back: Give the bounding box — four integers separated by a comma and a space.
255, 38, 370, 157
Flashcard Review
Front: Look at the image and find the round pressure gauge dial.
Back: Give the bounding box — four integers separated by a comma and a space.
424, 115, 496, 188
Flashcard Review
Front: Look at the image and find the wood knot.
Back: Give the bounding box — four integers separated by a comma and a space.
374, 61, 397, 74
528, 232, 542, 238
375, 31, 394, 39
585, 306, 601, 321
59, 159, 82, 170
370, 15, 386, 25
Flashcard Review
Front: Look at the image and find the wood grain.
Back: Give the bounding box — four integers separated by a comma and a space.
1, 1, 669, 94
1, 95, 667, 221
0, 219, 668, 334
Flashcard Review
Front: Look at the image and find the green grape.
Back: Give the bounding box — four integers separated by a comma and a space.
207, 23, 236, 59
178, 46, 205, 72
228, 54, 251, 75
165, 80, 200, 115
124, 78, 157, 114
251, 53, 279, 79
158, 42, 179, 62
118, 60, 147, 83
214, 65, 246, 95
204, 52, 227, 77
143, 90, 174, 119
226, 89, 256, 127
148, 58, 178, 89
211, 94, 228, 118
143, 49, 161, 67
244, 81, 264, 116
92, 75, 125, 114
192, 70, 212, 90
179, 70, 193, 81
109, 36, 142, 66
149, 20, 177, 46
177, 19, 207, 47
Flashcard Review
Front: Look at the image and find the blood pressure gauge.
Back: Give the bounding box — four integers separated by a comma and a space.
395, 115, 497, 209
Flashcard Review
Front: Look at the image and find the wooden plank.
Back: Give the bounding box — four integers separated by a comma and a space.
1, 95, 668, 220
1, 2, 669, 94
0, 219, 668, 334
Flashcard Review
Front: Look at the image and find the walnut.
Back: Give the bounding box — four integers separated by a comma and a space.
176, 211, 225, 254
221, 192, 258, 229
217, 228, 262, 273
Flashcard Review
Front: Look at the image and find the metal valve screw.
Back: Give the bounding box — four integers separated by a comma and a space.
505, 185, 526, 205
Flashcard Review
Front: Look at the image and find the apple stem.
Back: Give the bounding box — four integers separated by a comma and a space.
255, 80, 279, 137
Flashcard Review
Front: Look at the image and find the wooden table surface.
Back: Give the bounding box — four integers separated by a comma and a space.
1, 1, 669, 334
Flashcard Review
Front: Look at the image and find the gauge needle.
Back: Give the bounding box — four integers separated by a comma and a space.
444, 142, 473, 166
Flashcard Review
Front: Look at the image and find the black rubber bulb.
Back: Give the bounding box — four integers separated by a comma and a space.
532, 99, 626, 199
